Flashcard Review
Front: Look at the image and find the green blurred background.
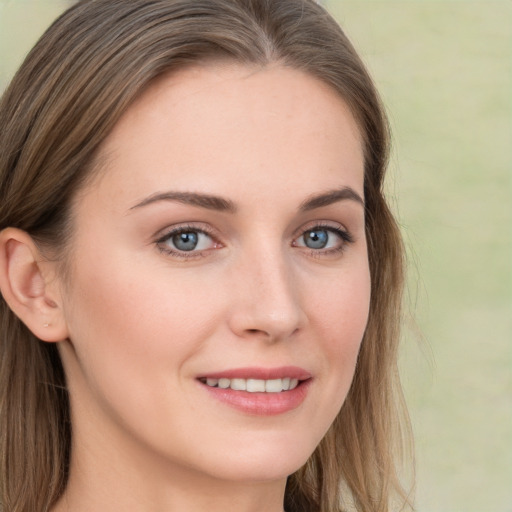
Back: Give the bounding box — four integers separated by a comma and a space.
1, 1, 510, 511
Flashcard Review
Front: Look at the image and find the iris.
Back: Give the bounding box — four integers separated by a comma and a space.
173, 231, 199, 251
303, 229, 329, 249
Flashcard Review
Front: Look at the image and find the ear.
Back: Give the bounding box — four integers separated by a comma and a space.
0, 228, 69, 342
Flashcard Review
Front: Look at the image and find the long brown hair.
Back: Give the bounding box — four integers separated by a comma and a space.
0, 1, 412, 510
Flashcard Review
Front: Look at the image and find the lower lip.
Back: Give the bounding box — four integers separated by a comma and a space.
199, 380, 312, 416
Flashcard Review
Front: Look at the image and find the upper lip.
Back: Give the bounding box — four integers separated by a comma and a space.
198, 366, 312, 381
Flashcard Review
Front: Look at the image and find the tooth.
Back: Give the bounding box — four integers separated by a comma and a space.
218, 378, 230, 389
205, 377, 299, 392
230, 378, 246, 391
246, 379, 266, 392
265, 379, 283, 393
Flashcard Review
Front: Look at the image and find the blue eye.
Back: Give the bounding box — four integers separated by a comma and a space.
294, 225, 353, 253
157, 227, 217, 256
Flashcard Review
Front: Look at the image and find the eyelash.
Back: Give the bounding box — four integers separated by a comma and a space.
155, 223, 354, 260
155, 224, 218, 259
294, 223, 354, 258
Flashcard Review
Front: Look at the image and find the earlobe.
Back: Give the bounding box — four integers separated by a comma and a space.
0, 228, 69, 342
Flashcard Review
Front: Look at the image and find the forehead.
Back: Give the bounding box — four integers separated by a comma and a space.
83, 63, 365, 211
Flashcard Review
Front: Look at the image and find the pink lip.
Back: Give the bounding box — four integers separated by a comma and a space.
197, 366, 312, 416
199, 366, 312, 381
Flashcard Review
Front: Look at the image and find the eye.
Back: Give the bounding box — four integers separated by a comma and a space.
293, 225, 353, 253
156, 226, 219, 257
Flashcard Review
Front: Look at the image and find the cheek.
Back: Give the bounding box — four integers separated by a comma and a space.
60, 251, 220, 409
312, 261, 371, 347
66, 241, 216, 339
308, 262, 371, 406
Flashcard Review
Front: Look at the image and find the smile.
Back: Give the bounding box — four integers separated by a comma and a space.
200, 377, 300, 393
197, 367, 312, 415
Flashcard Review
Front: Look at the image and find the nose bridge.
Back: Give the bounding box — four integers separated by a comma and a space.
228, 242, 305, 341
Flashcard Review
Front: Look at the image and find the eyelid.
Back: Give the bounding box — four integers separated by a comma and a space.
154, 222, 216, 240
292, 220, 351, 240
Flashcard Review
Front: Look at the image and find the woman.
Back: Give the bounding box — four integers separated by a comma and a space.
0, 1, 412, 511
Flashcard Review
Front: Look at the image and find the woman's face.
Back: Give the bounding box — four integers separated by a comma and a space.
57, 63, 370, 485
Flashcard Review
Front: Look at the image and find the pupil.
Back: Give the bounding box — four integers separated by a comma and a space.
305, 230, 328, 249
173, 232, 198, 251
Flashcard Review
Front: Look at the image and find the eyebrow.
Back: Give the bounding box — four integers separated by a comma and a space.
299, 187, 365, 211
129, 186, 364, 214
130, 191, 237, 213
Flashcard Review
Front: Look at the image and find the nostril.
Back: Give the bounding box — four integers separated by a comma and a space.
244, 327, 277, 339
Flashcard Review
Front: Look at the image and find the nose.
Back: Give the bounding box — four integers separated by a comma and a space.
226, 249, 306, 343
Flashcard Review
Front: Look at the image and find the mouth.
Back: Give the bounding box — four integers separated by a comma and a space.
196, 367, 312, 415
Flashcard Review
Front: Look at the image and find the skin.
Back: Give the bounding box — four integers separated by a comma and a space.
47, 63, 370, 512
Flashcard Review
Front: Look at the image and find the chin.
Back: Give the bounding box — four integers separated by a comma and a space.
194, 431, 320, 484
209, 457, 306, 484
